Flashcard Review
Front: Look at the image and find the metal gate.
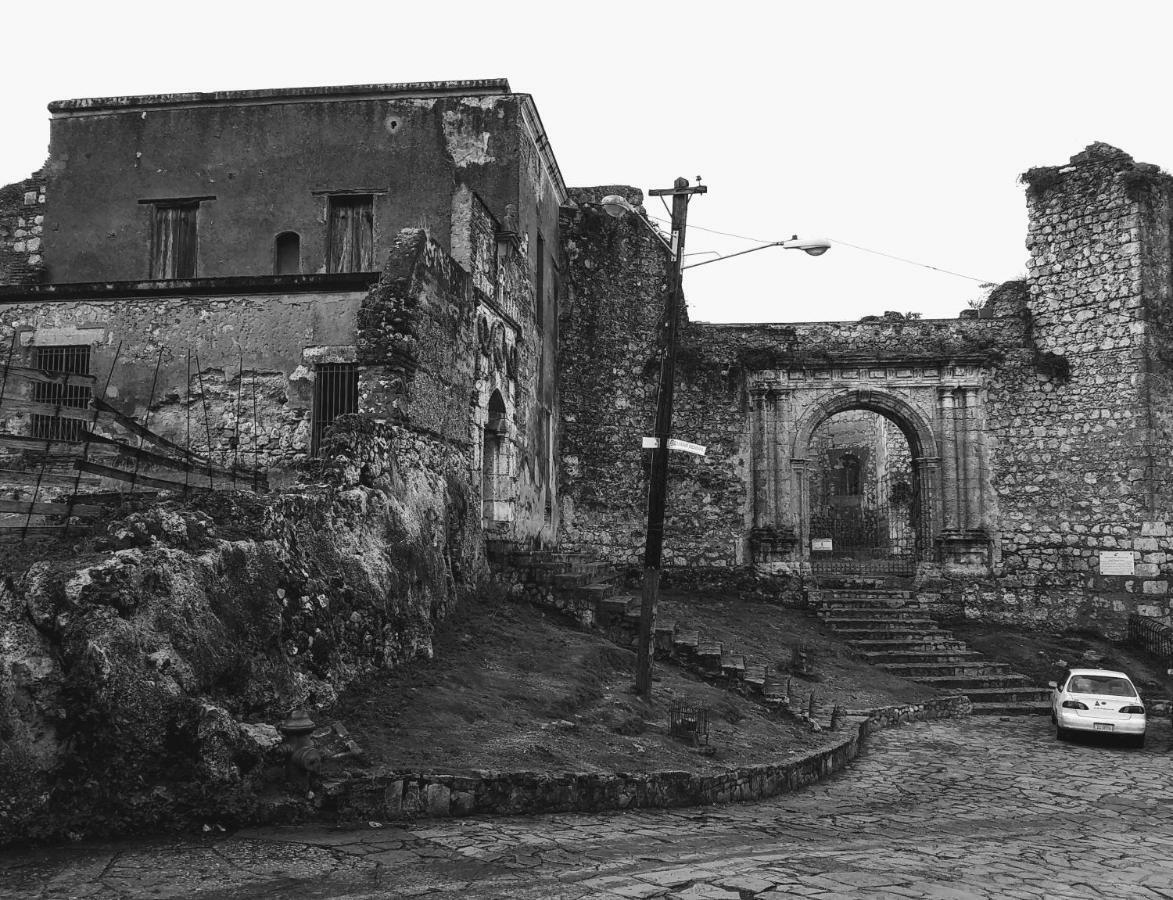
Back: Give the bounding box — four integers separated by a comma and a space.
809, 490, 918, 577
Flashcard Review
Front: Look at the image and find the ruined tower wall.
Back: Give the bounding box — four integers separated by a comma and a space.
0, 173, 46, 286
961, 146, 1173, 631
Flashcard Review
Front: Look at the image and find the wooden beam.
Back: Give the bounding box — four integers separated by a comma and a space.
0, 498, 103, 516
0, 365, 96, 389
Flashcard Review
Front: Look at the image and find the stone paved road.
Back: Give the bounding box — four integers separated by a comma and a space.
5, 717, 1173, 900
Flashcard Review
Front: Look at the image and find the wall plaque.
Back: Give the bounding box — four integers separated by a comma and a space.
1099, 551, 1135, 576
811, 538, 833, 552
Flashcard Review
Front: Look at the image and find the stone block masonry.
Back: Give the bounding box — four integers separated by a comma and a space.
0, 173, 46, 285
559, 144, 1173, 635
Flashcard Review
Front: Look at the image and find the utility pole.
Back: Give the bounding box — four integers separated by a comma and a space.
635, 176, 706, 698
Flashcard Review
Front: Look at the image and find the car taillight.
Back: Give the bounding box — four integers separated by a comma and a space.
1061, 700, 1089, 710
1119, 705, 1145, 714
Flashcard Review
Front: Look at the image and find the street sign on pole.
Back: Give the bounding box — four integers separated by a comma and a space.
641, 437, 707, 456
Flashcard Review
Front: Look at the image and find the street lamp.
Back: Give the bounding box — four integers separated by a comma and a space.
598, 182, 829, 699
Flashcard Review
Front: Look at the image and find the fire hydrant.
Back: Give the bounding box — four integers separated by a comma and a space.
279, 709, 322, 790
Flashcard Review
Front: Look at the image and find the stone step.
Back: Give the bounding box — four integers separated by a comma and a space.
551, 564, 616, 589
816, 607, 935, 621
823, 617, 941, 631
947, 685, 1053, 704
913, 674, 1032, 691
811, 597, 930, 611
859, 649, 982, 664
879, 661, 1013, 678
819, 589, 914, 600
970, 700, 1052, 716
570, 581, 620, 604
507, 550, 593, 566
834, 627, 950, 642
846, 637, 966, 652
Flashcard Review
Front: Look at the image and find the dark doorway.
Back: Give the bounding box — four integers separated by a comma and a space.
808, 409, 918, 576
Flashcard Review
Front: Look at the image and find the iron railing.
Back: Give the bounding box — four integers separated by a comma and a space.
1128, 613, 1173, 666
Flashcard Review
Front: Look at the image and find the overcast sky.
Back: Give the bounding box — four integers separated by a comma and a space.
3, 0, 1171, 323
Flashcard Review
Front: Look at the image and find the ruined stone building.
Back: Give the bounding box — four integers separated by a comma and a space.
560, 144, 1173, 635
0, 79, 563, 546
2, 84, 1172, 638
4, 80, 1173, 842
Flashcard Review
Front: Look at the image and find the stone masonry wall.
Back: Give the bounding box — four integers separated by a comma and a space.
0, 289, 366, 484
0, 173, 46, 286
958, 144, 1173, 634
558, 188, 672, 567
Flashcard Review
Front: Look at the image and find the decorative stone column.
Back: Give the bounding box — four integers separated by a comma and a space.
913, 456, 940, 561
937, 385, 990, 569
937, 387, 961, 534
961, 386, 985, 532
748, 385, 798, 564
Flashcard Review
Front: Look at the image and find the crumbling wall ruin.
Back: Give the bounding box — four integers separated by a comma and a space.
559, 146, 1173, 633
0, 173, 46, 286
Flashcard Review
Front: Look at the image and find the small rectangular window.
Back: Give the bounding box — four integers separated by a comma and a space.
311, 363, 358, 455
326, 195, 374, 273
31, 345, 91, 442
150, 201, 199, 278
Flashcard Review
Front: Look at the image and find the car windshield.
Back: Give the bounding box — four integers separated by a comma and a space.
1066, 675, 1135, 697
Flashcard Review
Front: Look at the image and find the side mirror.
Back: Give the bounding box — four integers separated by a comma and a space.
1047, 681, 1058, 689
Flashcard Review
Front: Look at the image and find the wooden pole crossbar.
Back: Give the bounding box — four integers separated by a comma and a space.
0, 364, 97, 388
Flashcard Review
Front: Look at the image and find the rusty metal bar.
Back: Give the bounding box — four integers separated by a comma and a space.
64, 340, 121, 533
194, 350, 215, 491
233, 353, 243, 489
129, 348, 164, 495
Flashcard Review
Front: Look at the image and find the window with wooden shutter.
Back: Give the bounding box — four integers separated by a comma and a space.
326, 195, 374, 273
31, 345, 92, 442
150, 201, 199, 278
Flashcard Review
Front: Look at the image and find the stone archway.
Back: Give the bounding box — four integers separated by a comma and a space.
748, 373, 992, 574
791, 390, 940, 574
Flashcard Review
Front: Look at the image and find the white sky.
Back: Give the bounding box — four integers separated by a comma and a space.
3, 0, 1171, 323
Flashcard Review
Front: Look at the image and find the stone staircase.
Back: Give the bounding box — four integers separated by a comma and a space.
490, 548, 622, 626
809, 587, 1051, 715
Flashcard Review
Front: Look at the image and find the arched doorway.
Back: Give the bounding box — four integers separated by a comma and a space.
806, 410, 919, 576
790, 390, 940, 577
482, 390, 509, 524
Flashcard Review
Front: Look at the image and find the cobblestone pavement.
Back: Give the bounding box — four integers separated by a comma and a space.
5, 716, 1173, 900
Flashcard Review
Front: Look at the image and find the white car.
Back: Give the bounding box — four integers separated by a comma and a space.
1049, 668, 1147, 748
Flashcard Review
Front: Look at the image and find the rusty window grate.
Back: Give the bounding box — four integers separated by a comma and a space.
311, 363, 358, 456
31, 345, 91, 442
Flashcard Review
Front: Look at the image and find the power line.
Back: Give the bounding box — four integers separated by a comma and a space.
646, 213, 997, 284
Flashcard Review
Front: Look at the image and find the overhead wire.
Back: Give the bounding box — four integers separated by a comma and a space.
646, 213, 998, 284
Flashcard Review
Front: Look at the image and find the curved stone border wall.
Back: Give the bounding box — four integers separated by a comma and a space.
317, 694, 970, 823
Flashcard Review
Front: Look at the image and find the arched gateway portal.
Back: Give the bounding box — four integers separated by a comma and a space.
747, 374, 993, 575
795, 392, 937, 577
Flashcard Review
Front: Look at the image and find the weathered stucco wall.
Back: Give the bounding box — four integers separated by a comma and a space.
0, 287, 367, 478
39, 86, 560, 284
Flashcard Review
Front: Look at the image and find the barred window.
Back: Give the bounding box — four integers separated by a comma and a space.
311, 363, 358, 456
31, 345, 91, 442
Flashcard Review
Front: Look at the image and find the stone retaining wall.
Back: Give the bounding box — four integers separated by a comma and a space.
317, 695, 971, 822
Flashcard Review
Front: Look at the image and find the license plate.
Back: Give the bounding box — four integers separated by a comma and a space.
1093, 723, 1115, 732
